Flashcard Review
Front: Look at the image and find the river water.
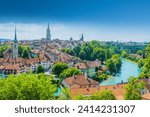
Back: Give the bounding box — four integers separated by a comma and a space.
100, 59, 141, 86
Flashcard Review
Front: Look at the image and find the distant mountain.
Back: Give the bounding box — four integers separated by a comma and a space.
0, 38, 11, 42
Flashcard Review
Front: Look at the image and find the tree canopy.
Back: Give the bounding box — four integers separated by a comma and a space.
36, 64, 44, 74
52, 62, 68, 76
106, 54, 122, 74
66, 41, 117, 62
138, 43, 150, 78
124, 76, 144, 100
0, 73, 57, 100
75, 90, 116, 100
61, 48, 75, 56
0, 45, 10, 58
59, 67, 81, 79
19, 45, 31, 58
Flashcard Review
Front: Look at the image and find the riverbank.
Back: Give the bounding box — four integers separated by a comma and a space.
125, 58, 138, 64
100, 59, 141, 86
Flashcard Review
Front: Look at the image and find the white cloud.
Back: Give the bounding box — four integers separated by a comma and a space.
0, 23, 150, 42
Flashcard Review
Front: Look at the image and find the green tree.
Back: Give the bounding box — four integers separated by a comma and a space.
137, 58, 144, 68
137, 50, 143, 56
145, 43, 150, 57
52, 62, 68, 76
91, 48, 106, 63
75, 94, 90, 100
138, 44, 150, 78
81, 45, 92, 60
19, 46, 31, 57
106, 54, 122, 74
121, 50, 128, 58
73, 45, 81, 56
0, 73, 57, 100
79, 50, 86, 60
22, 48, 29, 58
90, 90, 116, 100
97, 73, 109, 81
124, 76, 144, 100
0, 45, 9, 58
106, 59, 115, 74
61, 48, 75, 56
59, 87, 71, 100
36, 65, 44, 74
18, 46, 24, 57
59, 67, 81, 79
140, 58, 150, 78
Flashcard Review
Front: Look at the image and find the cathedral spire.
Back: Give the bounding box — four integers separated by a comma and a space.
80, 33, 84, 41
13, 24, 18, 59
14, 25, 17, 42
46, 23, 51, 41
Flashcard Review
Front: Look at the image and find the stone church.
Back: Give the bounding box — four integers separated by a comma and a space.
3, 27, 18, 59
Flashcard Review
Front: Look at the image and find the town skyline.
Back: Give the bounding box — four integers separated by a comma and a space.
0, 0, 150, 42
0, 22, 150, 42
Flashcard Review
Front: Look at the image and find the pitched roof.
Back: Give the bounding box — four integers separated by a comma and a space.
64, 74, 99, 89
3, 48, 13, 54
70, 84, 126, 99
86, 60, 101, 68
142, 93, 150, 100
70, 88, 100, 98
74, 63, 87, 69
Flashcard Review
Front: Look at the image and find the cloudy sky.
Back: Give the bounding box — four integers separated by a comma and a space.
0, 0, 150, 42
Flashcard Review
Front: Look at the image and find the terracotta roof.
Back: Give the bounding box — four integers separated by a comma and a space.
86, 60, 101, 68
116, 95, 124, 100
71, 88, 100, 98
74, 63, 87, 69
100, 84, 126, 98
142, 93, 150, 100
58, 53, 73, 63
64, 74, 99, 89
0, 63, 25, 74
70, 84, 126, 99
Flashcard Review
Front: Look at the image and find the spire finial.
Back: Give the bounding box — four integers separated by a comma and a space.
14, 23, 17, 42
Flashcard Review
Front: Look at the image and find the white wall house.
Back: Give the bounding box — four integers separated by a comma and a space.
40, 61, 51, 70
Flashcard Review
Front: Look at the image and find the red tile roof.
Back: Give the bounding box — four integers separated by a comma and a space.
74, 63, 87, 69
142, 93, 150, 100
64, 74, 99, 89
70, 84, 126, 99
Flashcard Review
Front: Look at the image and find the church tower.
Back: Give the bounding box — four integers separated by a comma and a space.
46, 23, 51, 41
13, 26, 18, 59
80, 33, 84, 42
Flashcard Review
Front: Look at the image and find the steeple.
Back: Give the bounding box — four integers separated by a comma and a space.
46, 23, 51, 41
80, 33, 84, 41
14, 25, 18, 43
13, 25, 18, 59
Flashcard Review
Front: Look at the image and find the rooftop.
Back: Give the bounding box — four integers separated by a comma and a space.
64, 74, 99, 89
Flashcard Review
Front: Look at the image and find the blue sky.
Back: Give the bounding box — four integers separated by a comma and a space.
0, 0, 150, 42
